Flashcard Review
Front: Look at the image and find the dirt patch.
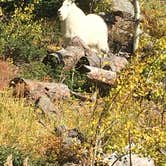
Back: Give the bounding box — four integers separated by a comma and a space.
0, 60, 18, 90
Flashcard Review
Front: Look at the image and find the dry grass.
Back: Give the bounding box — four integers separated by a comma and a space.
56, 99, 94, 131
0, 90, 53, 156
0, 89, 97, 157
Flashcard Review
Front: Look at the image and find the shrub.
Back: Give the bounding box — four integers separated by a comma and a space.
83, 2, 166, 164
76, 0, 112, 13
34, 0, 63, 18
142, 0, 166, 38
0, 145, 59, 166
86, 20, 166, 166
0, 4, 46, 63
20, 62, 52, 80
36, 135, 61, 165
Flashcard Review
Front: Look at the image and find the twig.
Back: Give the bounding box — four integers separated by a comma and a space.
128, 130, 132, 166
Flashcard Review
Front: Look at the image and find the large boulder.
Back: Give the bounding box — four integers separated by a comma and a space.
112, 0, 134, 16
100, 0, 135, 54
9, 77, 70, 114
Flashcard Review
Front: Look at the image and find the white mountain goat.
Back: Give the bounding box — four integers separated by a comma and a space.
58, 0, 109, 53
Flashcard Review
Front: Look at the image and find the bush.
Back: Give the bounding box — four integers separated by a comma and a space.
0, 4, 46, 63
142, 0, 166, 38
20, 62, 52, 80
34, 0, 63, 18
76, 0, 112, 13
0, 145, 59, 166
86, 12, 166, 166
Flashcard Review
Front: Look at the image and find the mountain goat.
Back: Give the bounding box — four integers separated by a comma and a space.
58, 0, 109, 53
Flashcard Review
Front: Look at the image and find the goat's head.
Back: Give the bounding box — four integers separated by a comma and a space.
58, 0, 75, 21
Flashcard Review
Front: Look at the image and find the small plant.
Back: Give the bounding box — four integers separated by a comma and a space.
0, 146, 24, 166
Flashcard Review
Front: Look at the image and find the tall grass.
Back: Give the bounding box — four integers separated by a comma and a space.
0, 90, 50, 156
0, 90, 94, 158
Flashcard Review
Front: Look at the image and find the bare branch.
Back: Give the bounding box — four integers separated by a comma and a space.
133, 0, 141, 52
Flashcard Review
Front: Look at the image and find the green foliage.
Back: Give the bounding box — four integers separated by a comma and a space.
85, 2, 166, 163
34, 0, 63, 18
76, 0, 112, 13
52, 67, 93, 92
0, 3, 46, 63
0, 145, 59, 166
20, 62, 52, 80
0, 0, 165, 165
93, 0, 112, 13
62, 68, 92, 92
0, 1, 40, 17
0, 146, 24, 166
42, 55, 93, 91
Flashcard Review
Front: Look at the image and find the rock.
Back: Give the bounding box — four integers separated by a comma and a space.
85, 65, 117, 85
103, 56, 128, 72
63, 163, 80, 166
102, 153, 155, 166
55, 126, 86, 165
55, 125, 67, 137
108, 15, 134, 53
112, 0, 134, 16
56, 126, 85, 145
99, 0, 135, 54
46, 37, 128, 87
68, 128, 85, 143
49, 37, 89, 70
9, 77, 70, 114
37, 95, 59, 114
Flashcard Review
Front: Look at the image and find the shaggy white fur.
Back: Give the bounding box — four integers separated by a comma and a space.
58, 0, 109, 53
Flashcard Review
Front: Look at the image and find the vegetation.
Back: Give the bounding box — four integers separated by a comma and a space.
0, 0, 165, 165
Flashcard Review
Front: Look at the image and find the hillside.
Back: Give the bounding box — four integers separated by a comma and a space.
0, 0, 165, 165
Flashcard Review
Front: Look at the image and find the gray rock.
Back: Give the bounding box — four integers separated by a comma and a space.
112, 0, 134, 16
102, 56, 128, 72
37, 95, 59, 114
103, 153, 155, 166
63, 163, 80, 166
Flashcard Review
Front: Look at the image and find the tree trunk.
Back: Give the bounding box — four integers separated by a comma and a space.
133, 0, 141, 52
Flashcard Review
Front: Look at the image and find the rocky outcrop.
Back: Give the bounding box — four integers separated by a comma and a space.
46, 37, 128, 86
9, 77, 70, 114
112, 0, 134, 16
100, 0, 135, 54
